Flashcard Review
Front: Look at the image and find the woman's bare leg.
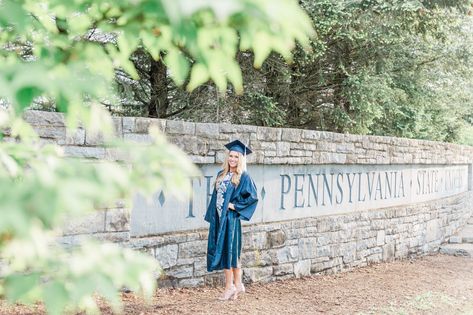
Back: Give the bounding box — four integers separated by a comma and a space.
218, 269, 236, 300
224, 269, 233, 290
232, 267, 242, 287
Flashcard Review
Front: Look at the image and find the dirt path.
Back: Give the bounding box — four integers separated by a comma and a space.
2, 254, 473, 314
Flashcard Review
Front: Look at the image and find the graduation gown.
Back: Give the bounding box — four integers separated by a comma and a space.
204, 171, 258, 271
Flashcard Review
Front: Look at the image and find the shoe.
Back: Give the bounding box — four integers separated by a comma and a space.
218, 285, 236, 301
235, 283, 245, 294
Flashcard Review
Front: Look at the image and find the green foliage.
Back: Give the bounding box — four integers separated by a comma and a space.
146, 0, 473, 144
241, 92, 285, 127
0, 0, 314, 314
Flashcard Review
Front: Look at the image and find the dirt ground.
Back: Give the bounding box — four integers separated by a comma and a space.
2, 254, 473, 315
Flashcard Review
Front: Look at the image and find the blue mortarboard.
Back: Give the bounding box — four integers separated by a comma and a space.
224, 140, 253, 155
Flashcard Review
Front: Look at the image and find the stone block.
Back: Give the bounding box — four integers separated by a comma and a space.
135, 117, 166, 133
463, 236, 473, 244
243, 266, 273, 283
63, 146, 106, 159
166, 120, 196, 135
316, 234, 332, 246
273, 246, 299, 264
178, 240, 207, 258
319, 152, 347, 164
339, 242, 357, 263
123, 133, 154, 144
281, 128, 301, 142
336, 143, 355, 153
376, 230, 386, 246
268, 229, 286, 248
241, 250, 272, 268
84, 130, 105, 146
426, 219, 441, 243
301, 130, 320, 141
276, 142, 290, 156
62, 211, 106, 235
164, 264, 193, 279
127, 236, 164, 249
179, 278, 204, 287
204, 273, 226, 287
112, 117, 123, 138
96, 231, 130, 243
257, 127, 281, 141
273, 263, 294, 276
105, 208, 129, 232
294, 259, 311, 278
155, 244, 178, 269
122, 117, 135, 133
65, 128, 85, 145
167, 135, 210, 155
310, 259, 334, 273
33, 125, 66, 140
195, 123, 219, 137
448, 235, 462, 244
243, 232, 269, 250
219, 124, 257, 134
439, 244, 472, 257
290, 149, 310, 157
58, 231, 130, 247
298, 238, 317, 259
366, 253, 382, 264
189, 155, 215, 164
24, 110, 65, 127
256, 141, 277, 151
105, 147, 130, 161
158, 278, 179, 288
316, 245, 332, 258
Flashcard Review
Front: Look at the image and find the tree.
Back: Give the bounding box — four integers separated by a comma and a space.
0, 1, 315, 314
120, 0, 473, 144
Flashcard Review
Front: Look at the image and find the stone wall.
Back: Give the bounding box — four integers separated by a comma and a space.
129, 192, 472, 287
18, 110, 473, 287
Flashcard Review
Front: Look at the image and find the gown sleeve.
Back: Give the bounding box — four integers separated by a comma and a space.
233, 173, 258, 221
204, 170, 224, 223
204, 188, 217, 223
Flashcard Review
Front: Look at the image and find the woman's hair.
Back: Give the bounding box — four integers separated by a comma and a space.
216, 151, 247, 187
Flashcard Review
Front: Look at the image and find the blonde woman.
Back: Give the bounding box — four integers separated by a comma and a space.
204, 140, 258, 301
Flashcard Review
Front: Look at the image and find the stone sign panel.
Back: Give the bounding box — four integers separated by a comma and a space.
131, 164, 469, 236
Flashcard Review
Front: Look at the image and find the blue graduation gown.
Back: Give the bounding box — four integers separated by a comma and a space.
204, 171, 258, 271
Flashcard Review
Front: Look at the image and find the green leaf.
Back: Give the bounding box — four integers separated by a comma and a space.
186, 63, 209, 92
224, 60, 243, 95
253, 32, 272, 68
0, 0, 29, 31
15, 86, 42, 112
4, 273, 41, 303
43, 281, 69, 315
165, 49, 190, 86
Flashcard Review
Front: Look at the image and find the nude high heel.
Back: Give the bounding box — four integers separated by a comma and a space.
218, 285, 236, 301
235, 283, 245, 294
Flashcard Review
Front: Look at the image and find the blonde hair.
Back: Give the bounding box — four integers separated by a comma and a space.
216, 151, 247, 187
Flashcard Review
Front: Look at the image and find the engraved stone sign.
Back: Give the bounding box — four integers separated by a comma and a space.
131, 164, 469, 236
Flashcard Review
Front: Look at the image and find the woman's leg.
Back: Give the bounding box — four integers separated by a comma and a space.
218, 269, 236, 300
232, 267, 242, 287
224, 268, 234, 290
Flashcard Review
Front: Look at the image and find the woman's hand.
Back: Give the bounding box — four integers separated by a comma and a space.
228, 203, 235, 210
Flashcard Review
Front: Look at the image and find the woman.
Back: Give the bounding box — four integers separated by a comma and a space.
204, 140, 258, 301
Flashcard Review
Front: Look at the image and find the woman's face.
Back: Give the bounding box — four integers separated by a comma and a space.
228, 151, 239, 169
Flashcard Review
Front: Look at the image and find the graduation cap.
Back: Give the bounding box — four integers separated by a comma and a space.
224, 139, 253, 155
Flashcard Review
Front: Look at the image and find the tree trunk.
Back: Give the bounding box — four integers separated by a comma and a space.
148, 58, 168, 118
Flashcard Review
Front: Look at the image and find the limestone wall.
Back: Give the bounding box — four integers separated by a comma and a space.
17, 110, 473, 287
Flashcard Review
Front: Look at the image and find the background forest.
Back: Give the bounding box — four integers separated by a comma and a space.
33, 0, 473, 145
